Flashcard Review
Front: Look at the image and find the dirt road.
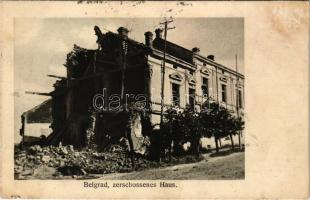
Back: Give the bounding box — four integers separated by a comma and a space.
99, 152, 244, 180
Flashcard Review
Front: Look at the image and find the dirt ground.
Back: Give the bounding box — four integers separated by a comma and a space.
15, 144, 244, 180
98, 152, 245, 180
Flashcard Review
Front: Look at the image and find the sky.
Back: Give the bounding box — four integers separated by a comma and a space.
14, 18, 244, 142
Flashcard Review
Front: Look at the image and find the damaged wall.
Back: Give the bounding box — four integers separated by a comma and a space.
47, 27, 152, 149
20, 99, 53, 144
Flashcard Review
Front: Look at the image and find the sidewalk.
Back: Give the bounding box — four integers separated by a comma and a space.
98, 151, 245, 180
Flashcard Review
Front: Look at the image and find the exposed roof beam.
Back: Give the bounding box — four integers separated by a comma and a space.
47, 75, 66, 79
25, 91, 51, 96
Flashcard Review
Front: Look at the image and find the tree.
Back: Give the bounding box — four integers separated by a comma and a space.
200, 101, 244, 152
158, 105, 201, 159
149, 101, 245, 160
146, 106, 180, 161
229, 116, 244, 149
165, 107, 184, 156
180, 105, 202, 157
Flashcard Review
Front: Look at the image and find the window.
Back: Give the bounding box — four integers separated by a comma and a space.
201, 77, 209, 97
189, 88, 196, 108
172, 83, 180, 106
236, 89, 242, 108
221, 84, 227, 103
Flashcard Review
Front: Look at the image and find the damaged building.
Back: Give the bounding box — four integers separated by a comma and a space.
20, 99, 52, 144
23, 25, 244, 150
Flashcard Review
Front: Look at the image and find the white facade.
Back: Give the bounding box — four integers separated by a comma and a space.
147, 48, 245, 126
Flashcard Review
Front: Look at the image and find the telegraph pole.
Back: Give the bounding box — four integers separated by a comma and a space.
235, 55, 239, 116
235, 54, 242, 149
160, 18, 175, 127
118, 29, 136, 168
121, 39, 128, 111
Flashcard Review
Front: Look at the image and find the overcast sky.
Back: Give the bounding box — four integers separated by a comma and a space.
14, 18, 244, 141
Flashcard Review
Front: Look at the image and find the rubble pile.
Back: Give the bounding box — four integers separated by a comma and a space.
14, 144, 156, 179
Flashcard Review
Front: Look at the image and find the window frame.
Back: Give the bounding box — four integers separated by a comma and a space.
171, 83, 180, 107
188, 87, 196, 108
221, 84, 227, 103
237, 89, 242, 108
201, 77, 209, 98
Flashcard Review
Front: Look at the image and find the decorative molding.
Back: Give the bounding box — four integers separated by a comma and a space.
200, 68, 211, 76
188, 77, 196, 86
151, 49, 196, 70
236, 84, 243, 89
236, 81, 243, 88
146, 64, 153, 77
169, 72, 183, 82
219, 76, 228, 82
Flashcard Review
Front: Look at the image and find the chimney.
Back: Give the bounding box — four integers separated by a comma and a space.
155, 28, 163, 38
207, 55, 215, 61
144, 31, 153, 47
117, 27, 129, 38
192, 47, 200, 54
192, 47, 200, 65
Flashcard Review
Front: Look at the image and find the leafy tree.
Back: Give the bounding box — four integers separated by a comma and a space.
150, 101, 245, 160
163, 105, 203, 157
201, 102, 244, 152
165, 107, 184, 156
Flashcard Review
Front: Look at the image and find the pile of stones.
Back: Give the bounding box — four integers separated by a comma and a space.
14, 144, 155, 179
